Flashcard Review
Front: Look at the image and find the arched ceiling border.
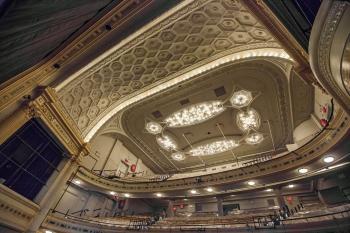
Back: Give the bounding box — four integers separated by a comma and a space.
83, 48, 293, 142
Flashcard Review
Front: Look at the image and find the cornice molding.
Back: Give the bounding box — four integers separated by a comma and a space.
28, 87, 91, 159
309, 1, 350, 115
243, 0, 317, 85
0, 0, 154, 113
0, 184, 40, 231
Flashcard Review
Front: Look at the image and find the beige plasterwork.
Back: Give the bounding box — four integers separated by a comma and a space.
57, 0, 287, 142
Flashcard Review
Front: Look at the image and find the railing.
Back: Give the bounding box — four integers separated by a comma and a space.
43, 208, 350, 232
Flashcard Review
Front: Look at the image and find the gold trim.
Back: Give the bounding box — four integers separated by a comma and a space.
243, 0, 318, 86
0, 0, 154, 113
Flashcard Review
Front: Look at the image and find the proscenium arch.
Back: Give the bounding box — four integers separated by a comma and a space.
83, 48, 294, 142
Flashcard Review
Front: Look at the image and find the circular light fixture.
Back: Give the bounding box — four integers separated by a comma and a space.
156, 134, 178, 151
74, 180, 81, 185
298, 168, 308, 174
288, 184, 294, 188
145, 121, 162, 134
190, 190, 197, 194
265, 189, 273, 192
171, 152, 185, 161
124, 193, 130, 197
206, 187, 213, 192
230, 90, 253, 108
245, 132, 264, 145
45, 231, 53, 233
155, 193, 162, 197
110, 191, 116, 195
236, 108, 261, 131
247, 181, 255, 186
184, 198, 188, 201
323, 156, 334, 163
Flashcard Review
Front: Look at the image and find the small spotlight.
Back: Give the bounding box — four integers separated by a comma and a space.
190, 190, 197, 194
156, 193, 162, 197
323, 156, 334, 163
74, 180, 81, 185
298, 168, 308, 174
124, 193, 130, 197
45, 230, 53, 233
265, 189, 273, 192
247, 181, 255, 186
184, 198, 188, 201
110, 191, 116, 195
288, 184, 294, 188
206, 187, 213, 192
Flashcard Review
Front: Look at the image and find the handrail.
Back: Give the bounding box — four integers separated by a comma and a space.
47, 208, 350, 230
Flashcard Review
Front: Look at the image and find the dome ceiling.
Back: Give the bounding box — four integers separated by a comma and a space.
57, 0, 281, 138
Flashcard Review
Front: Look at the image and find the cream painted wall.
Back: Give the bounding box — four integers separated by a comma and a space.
84, 134, 154, 176
54, 185, 117, 217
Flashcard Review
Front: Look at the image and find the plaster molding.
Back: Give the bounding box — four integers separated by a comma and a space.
28, 87, 91, 158
309, 1, 350, 114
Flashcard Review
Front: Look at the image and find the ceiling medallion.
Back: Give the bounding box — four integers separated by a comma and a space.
189, 138, 240, 156
164, 101, 225, 128
156, 134, 178, 151
145, 121, 162, 134
230, 90, 253, 108
245, 132, 264, 145
236, 108, 261, 131
171, 152, 186, 161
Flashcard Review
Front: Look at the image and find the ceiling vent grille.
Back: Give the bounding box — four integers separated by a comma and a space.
214, 86, 226, 97
152, 110, 163, 118
180, 98, 190, 105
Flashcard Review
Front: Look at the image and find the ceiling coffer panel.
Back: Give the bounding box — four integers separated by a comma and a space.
58, 0, 279, 135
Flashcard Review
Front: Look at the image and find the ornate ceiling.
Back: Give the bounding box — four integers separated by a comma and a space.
57, 0, 280, 137
55, 0, 314, 173
121, 59, 315, 173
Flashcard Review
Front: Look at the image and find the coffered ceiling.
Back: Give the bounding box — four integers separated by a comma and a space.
57, 0, 280, 137
55, 0, 314, 173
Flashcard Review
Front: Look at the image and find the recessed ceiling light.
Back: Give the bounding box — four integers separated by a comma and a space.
110, 191, 116, 195
155, 193, 162, 197
74, 180, 81, 185
298, 168, 308, 174
247, 181, 255, 186
265, 189, 273, 192
45, 230, 53, 233
323, 156, 334, 163
288, 184, 294, 188
206, 187, 213, 192
190, 190, 197, 194
184, 198, 188, 201
124, 193, 130, 197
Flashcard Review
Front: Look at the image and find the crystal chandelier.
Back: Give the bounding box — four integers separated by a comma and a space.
230, 90, 253, 108
245, 132, 264, 144
156, 134, 178, 151
145, 121, 162, 134
189, 138, 240, 156
171, 152, 185, 161
236, 108, 261, 131
164, 101, 225, 127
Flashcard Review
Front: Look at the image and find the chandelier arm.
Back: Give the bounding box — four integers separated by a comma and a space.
182, 133, 206, 166
158, 149, 180, 171
266, 120, 276, 151
215, 123, 240, 167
